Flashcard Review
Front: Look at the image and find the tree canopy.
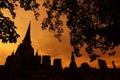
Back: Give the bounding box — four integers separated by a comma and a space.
0, 0, 120, 61
42, 0, 120, 62
0, 0, 39, 43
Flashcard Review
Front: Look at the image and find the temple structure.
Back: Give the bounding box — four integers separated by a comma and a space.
0, 23, 120, 80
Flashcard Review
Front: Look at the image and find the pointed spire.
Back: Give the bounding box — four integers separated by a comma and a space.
69, 51, 77, 69
23, 22, 31, 43
71, 51, 75, 61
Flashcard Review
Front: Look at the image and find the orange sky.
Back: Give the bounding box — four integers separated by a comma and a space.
0, 1, 120, 68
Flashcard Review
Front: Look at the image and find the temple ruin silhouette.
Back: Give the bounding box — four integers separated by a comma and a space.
0, 23, 120, 80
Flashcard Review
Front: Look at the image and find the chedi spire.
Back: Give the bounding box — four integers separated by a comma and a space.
23, 22, 31, 43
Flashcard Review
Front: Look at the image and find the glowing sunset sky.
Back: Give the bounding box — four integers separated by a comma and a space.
0, 1, 120, 68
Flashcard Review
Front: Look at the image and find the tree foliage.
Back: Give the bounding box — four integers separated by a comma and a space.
0, 0, 120, 61
42, 0, 120, 62
0, 0, 39, 43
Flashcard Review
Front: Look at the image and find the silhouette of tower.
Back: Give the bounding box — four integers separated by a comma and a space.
41, 55, 51, 74
15, 22, 34, 66
69, 52, 77, 69
42, 55, 51, 66
98, 59, 108, 70
53, 59, 62, 71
